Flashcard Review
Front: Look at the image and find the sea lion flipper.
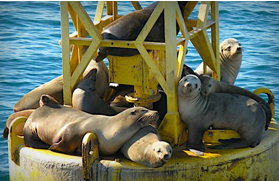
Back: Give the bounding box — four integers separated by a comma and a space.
49, 140, 62, 151
3, 127, 9, 139
208, 138, 251, 149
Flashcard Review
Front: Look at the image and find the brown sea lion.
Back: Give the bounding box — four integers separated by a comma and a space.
195, 38, 242, 85
178, 75, 265, 152
121, 126, 172, 168
95, 1, 188, 62
4, 94, 62, 139
13, 75, 63, 112
24, 95, 159, 155
14, 59, 110, 112
72, 68, 117, 116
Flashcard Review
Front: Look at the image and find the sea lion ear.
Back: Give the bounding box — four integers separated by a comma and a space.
41, 95, 50, 104
131, 110, 137, 115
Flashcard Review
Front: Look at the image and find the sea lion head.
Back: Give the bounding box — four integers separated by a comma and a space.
199, 75, 214, 96
178, 74, 201, 97
39, 94, 60, 107
77, 68, 97, 91
220, 38, 242, 61
121, 107, 159, 128
147, 141, 172, 168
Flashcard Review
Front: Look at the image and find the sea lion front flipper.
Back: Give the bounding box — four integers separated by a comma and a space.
49, 138, 63, 151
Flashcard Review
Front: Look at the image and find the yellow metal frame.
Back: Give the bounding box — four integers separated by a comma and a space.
60, 1, 220, 145
82, 132, 99, 180
8, 116, 26, 165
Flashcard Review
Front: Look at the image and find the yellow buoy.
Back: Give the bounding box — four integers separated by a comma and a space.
8, 1, 279, 180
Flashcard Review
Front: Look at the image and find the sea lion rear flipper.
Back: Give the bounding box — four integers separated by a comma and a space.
3, 127, 9, 139
208, 138, 251, 149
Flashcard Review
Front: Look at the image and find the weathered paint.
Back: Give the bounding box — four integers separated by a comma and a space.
8, 1, 278, 181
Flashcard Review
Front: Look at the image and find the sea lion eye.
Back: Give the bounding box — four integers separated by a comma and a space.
208, 84, 212, 88
141, 110, 148, 113
226, 46, 231, 51
195, 84, 198, 88
239, 43, 241, 46
131, 110, 137, 115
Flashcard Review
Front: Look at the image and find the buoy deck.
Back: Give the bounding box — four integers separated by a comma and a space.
9, 120, 279, 181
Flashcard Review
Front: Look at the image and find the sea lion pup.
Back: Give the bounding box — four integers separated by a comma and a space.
72, 68, 117, 116
178, 75, 266, 152
199, 75, 272, 130
24, 95, 159, 155
121, 126, 172, 168
13, 59, 110, 112
195, 38, 242, 85
95, 1, 188, 62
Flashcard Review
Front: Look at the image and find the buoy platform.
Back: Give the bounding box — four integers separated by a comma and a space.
8, 1, 279, 181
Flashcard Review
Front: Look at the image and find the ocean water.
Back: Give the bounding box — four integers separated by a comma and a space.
0, 1, 278, 180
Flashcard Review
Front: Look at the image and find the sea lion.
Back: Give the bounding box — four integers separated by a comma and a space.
95, 1, 188, 62
13, 75, 63, 112
199, 75, 272, 130
121, 126, 172, 168
3, 109, 35, 139
24, 95, 159, 155
178, 74, 266, 152
14, 59, 110, 112
4, 94, 62, 139
72, 68, 117, 116
195, 38, 242, 85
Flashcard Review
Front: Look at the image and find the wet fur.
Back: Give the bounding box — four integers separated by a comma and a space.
178, 75, 266, 151
24, 101, 159, 155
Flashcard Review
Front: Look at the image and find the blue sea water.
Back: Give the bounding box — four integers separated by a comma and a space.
0, 1, 279, 180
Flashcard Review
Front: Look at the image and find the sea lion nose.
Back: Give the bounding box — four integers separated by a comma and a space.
237, 47, 242, 51
183, 83, 191, 88
163, 153, 170, 160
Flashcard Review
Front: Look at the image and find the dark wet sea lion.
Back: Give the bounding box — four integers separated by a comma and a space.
72, 69, 117, 116
95, 1, 188, 62
199, 75, 272, 130
178, 75, 265, 153
24, 97, 159, 155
